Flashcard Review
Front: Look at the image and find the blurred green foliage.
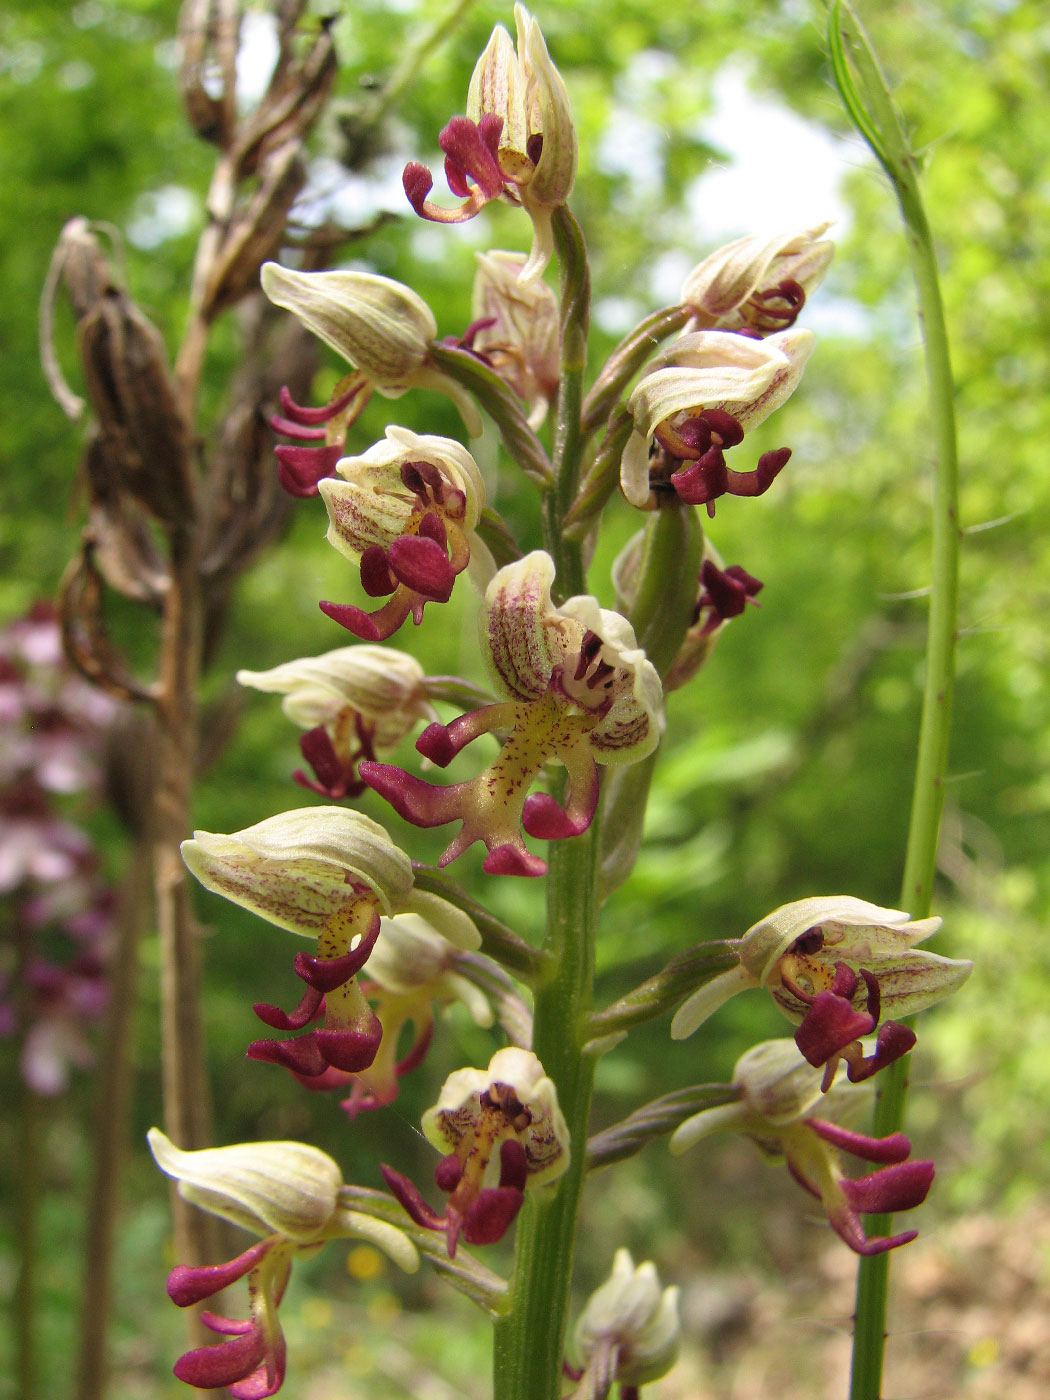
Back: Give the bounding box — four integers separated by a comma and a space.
1, 0, 1048, 1395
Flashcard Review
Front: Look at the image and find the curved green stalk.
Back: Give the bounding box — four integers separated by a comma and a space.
829, 7, 961, 1398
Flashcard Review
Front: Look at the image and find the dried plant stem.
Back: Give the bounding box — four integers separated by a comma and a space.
75, 835, 152, 1400
153, 531, 224, 1275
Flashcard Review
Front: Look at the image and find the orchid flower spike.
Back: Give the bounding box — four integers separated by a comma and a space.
260, 263, 482, 494
381, 1047, 570, 1256
148, 1129, 417, 1398
681, 224, 834, 334
360, 551, 663, 876
670, 1039, 935, 1257
307, 911, 497, 1119
671, 895, 971, 1090
237, 645, 437, 799
571, 1248, 681, 1398
181, 808, 479, 1081
621, 328, 814, 513
317, 426, 496, 642
403, 4, 577, 281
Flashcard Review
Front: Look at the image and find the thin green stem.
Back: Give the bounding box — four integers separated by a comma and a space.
829, 8, 961, 1398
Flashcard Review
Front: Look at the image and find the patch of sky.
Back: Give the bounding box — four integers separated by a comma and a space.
237, 9, 279, 105
595, 55, 874, 338
58, 60, 94, 91
294, 152, 412, 230
127, 186, 200, 250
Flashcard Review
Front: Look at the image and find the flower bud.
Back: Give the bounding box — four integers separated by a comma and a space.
681, 224, 834, 332
470, 249, 560, 425
574, 1248, 681, 1388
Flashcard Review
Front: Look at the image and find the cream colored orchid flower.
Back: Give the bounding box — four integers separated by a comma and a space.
682, 223, 834, 333
403, 5, 577, 281
317, 426, 495, 642
382, 1046, 570, 1255
181, 807, 478, 1080
669, 1039, 935, 1257
237, 644, 436, 798
671, 895, 971, 1089
260, 263, 481, 440
360, 551, 663, 876
148, 1129, 416, 1398
621, 328, 814, 511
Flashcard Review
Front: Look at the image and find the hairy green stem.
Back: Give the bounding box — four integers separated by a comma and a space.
493, 202, 596, 1400
830, 8, 961, 1398
493, 827, 600, 1400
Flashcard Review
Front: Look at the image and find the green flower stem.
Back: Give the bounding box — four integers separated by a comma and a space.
493, 202, 597, 1400
493, 826, 601, 1400
830, 8, 961, 1399
586, 1084, 740, 1171
585, 941, 741, 1043
564, 410, 633, 541
581, 304, 691, 441
626, 503, 703, 677
544, 205, 590, 598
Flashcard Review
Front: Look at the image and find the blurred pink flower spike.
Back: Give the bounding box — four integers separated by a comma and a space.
361, 551, 663, 876
318, 428, 493, 643
670, 1040, 934, 1257
382, 1047, 570, 1256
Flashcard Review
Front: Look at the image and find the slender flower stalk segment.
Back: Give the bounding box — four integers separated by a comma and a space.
826, 7, 964, 1396
360, 551, 663, 876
